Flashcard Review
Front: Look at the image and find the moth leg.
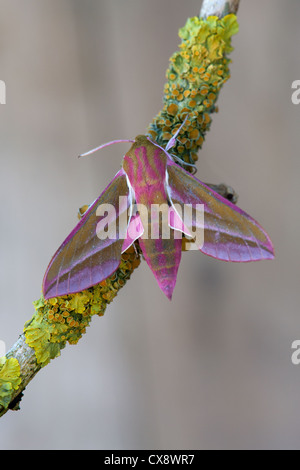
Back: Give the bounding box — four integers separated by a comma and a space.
133, 241, 142, 258
78, 204, 90, 220
170, 153, 197, 174
205, 183, 238, 204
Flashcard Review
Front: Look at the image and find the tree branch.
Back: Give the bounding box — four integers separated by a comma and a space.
0, 336, 40, 416
0, 1, 240, 417
200, 0, 240, 18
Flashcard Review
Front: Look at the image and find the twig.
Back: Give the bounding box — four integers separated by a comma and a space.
0, 336, 40, 416
200, 0, 240, 18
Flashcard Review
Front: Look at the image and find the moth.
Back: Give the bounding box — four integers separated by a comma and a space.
43, 124, 274, 300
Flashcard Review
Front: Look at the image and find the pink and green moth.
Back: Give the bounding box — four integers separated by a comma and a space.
42, 121, 274, 300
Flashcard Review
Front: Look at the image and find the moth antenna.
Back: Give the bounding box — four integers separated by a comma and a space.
166, 114, 189, 151
79, 139, 135, 158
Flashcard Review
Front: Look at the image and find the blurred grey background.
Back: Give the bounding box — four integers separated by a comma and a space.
0, 0, 299, 450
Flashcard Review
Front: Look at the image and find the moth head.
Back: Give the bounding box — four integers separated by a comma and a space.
133, 135, 150, 146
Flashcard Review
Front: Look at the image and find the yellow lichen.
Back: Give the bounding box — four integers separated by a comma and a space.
167, 103, 179, 116
0, 357, 21, 409
24, 245, 141, 367
147, 14, 239, 169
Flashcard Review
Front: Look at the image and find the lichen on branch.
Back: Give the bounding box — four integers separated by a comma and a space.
24, 246, 141, 367
0, 357, 21, 409
147, 14, 239, 168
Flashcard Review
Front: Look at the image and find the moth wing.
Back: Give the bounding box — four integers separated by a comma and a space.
43, 169, 131, 299
167, 162, 274, 262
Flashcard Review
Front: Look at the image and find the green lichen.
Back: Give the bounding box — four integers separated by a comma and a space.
147, 14, 239, 168
0, 357, 21, 409
24, 246, 140, 367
